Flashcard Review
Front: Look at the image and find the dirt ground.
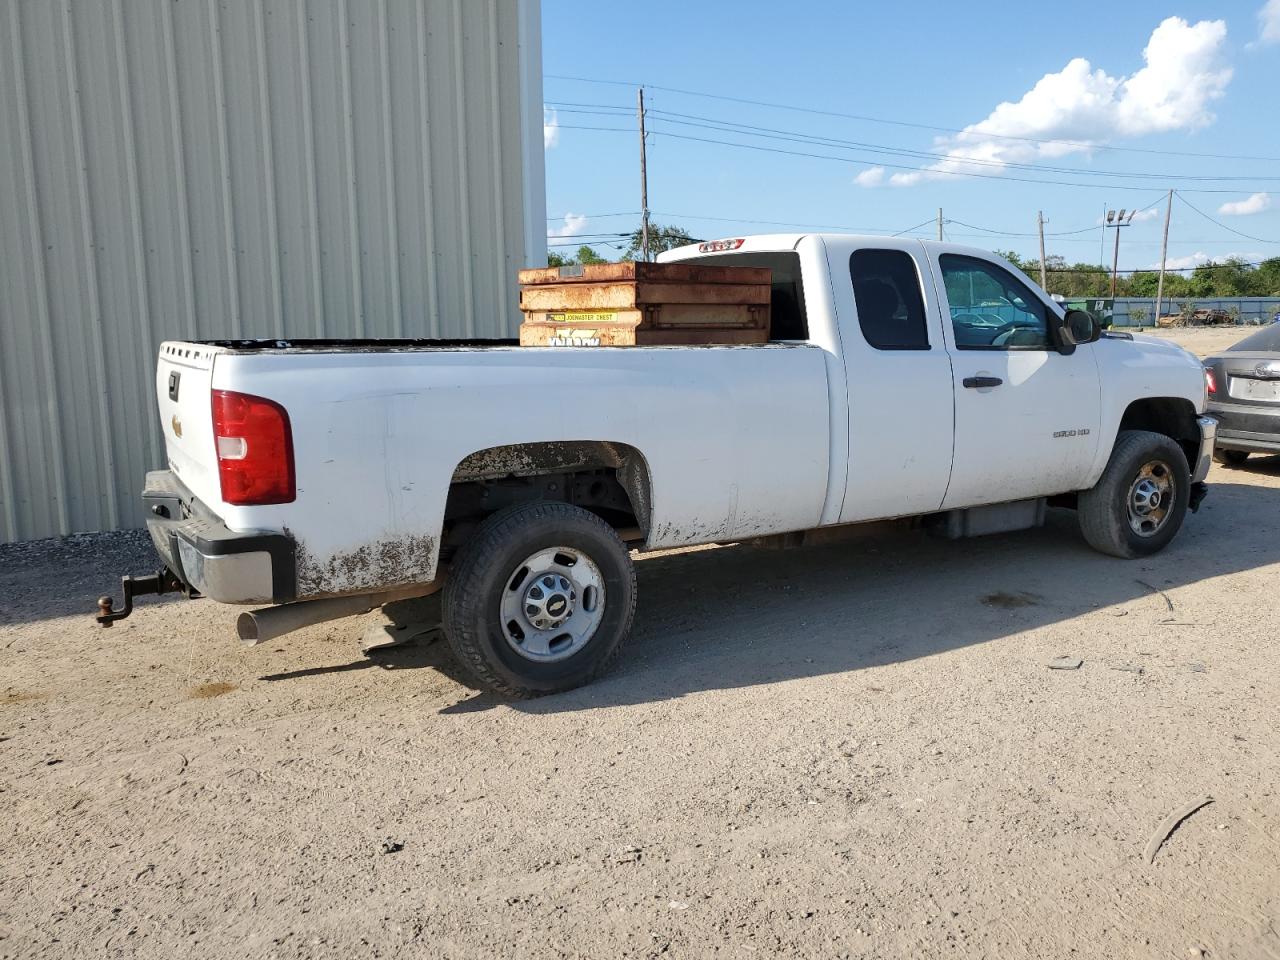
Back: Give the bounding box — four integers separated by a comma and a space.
3, 331, 1279, 959
1137, 325, 1258, 358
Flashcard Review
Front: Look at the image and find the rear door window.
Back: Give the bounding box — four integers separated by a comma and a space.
849, 249, 930, 350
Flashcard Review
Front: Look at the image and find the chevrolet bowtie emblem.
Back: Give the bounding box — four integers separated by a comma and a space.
171, 414, 183, 438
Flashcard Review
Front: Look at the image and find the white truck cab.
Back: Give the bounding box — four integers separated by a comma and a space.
99, 234, 1215, 697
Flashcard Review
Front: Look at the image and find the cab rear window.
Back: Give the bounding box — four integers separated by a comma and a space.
680, 251, 809, 341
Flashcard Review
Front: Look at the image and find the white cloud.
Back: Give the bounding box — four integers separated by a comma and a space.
854, 166, 887, 188
888, 17, 1231, 187
1155, 250, 1262, 270
547, 212, 587, 239
1162, 251, 1213, 270
1218, 192, 1272, 216
1259, 0, 1280, 44
543, 107, 559, 149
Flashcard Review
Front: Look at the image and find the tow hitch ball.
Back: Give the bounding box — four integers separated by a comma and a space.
96, 570, 191, 626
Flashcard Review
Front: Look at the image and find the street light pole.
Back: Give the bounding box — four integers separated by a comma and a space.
1105, 208, 1136, 299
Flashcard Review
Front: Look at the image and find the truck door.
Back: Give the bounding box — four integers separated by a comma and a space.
832, 240, 956, 523
927, 251, 1101, 508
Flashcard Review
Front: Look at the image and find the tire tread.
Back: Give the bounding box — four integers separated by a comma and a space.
443, 502, 636, 698
1078, 429, 1189, 559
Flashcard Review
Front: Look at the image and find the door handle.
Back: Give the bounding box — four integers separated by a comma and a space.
962, 376, 1003, 389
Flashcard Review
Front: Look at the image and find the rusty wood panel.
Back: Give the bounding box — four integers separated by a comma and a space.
519, 310, 769, 347
644, 303, 768, 329
521, 283, 639, 310
517, 261, 771, 286
632, 282, 770, 306
520, 321, 639, 346
520, 281, 771, 312
520, 324, 769, 347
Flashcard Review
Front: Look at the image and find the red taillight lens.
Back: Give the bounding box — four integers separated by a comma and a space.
211, 390, 295, 505
1204, 367, 1218, 397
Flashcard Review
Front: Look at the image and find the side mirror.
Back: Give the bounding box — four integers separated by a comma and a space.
1058, 309, 1101, 354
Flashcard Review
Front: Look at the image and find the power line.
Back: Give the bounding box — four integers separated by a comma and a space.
946, 218, 1098, 238
548, 101, 1280, 185
546, 210, 638, 220
1175, 192, 1280, 245
555, 123, 1256, 195
545, 74, 1280, 164
893, 217, 940, 237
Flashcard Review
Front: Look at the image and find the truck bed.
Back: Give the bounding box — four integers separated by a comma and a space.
197, 338, 518, 353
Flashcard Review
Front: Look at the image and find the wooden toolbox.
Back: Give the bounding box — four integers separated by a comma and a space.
518, 261, 772, 346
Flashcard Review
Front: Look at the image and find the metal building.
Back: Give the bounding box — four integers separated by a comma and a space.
0, 0, 545, 543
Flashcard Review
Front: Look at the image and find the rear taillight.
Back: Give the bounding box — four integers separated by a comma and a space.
211, 390, 295, 505
1204, 367, 1218, 398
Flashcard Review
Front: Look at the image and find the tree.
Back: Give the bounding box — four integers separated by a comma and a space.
1253, 258, 1280, 296
995, 249, 1026, 270
622, 223, 697, 261
547, 245, 609, 267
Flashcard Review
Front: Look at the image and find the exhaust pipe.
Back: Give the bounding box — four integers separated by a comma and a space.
236, 581, 442, 646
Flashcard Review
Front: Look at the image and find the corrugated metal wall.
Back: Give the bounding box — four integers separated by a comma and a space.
0, 0, 545, 543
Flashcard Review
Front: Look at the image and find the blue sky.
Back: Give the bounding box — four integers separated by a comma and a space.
541, 1, 1280, 272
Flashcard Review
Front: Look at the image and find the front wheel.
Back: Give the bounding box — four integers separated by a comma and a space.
1078, 430, 1190, 559
443, 502, 637, 698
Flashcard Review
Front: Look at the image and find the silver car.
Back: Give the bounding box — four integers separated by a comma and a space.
1203, 324, 1280, 463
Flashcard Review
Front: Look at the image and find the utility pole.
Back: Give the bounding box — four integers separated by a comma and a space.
638, 87, 650, 262
1105, 208, 1136, 298
1154, 189, 1173, 323
1037, 210, 1048, 290
937, 208, 943, 241
1111, 228, 1121, 298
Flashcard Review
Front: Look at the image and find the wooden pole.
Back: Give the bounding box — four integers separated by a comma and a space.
1154, 190, 1173, 323
1037, 210, 1048, 290
638, 87, 650, 262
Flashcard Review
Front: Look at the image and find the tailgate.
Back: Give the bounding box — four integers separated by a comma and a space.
155, 342, 222, 508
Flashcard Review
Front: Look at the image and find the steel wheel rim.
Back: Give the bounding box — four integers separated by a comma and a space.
498, 546, 606, 662
1127, 459, 1175, 538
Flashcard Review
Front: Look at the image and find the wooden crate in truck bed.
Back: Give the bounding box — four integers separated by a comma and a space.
518, 261, 771, 346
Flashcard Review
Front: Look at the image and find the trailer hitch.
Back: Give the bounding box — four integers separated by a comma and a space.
96, 570, 194, 626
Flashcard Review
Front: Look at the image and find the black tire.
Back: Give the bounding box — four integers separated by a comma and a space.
442, 502, 637, 698
1214, 447, 1249, 466
1078, 430, 1190, 559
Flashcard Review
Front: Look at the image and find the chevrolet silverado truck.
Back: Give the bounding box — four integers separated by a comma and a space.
100, 235, 1216, 697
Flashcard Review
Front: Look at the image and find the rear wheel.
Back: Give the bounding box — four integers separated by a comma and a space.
443, 501, 636, 698
1214, 447, 1249, 466
1078, 430, 1190, 559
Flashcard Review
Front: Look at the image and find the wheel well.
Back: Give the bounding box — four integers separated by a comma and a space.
441, 442, 652, 557
1118, 397, 1200, 467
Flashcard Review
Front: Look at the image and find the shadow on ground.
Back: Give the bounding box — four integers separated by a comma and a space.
7, 476, 1278, 713
383, 477, 1277, 713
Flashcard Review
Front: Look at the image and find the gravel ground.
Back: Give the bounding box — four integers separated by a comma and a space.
3, 330, 1278, 959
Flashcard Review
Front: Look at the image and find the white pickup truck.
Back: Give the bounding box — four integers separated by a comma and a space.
100, 234, 1215, 697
